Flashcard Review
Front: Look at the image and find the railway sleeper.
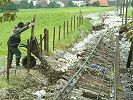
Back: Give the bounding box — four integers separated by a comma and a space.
76, 82, 110, 99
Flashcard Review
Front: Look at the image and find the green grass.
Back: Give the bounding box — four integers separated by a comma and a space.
128, 7, 133, 17
0, 7, 112, 56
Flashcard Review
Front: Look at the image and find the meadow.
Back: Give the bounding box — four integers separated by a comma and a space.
128, 7, 133, 17
0, 7, 113, 56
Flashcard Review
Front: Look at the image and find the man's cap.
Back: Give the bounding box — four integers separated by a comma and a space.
17, 22, 24, 28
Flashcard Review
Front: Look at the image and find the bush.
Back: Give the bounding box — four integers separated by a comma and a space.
0, 2, 18, 11
65, 1, 75, 7
47, 2, 60, 8
16, 0, 34, 9
131, 0, 133, 7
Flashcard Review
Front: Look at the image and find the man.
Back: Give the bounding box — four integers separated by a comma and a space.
7, 21, 34, 68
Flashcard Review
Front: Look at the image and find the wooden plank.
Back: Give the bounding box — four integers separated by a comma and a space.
126, 42, 133, 68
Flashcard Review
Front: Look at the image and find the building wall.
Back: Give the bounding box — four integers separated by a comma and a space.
88, 0, 108, 6
72, 1, 87, 7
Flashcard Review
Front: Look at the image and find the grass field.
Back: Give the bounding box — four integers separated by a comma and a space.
0, 7, 113, 56
128, 7, 133, 17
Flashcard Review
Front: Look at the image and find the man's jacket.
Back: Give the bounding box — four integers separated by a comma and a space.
7, 22, 30, 48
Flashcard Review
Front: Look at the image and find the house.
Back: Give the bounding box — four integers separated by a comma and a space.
28, 0, 51, 6
11, 0, 16, 3
11, 0, 51, 5
88, 0, 108, 7
72, 0, 87, 7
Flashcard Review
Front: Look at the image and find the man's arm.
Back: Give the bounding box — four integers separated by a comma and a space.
14, 25, 29, 34
14, 22, 34, 34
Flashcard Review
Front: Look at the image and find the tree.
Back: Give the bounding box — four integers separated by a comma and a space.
0, 0, 16, 23
3, 2, 18, 11
131, 0, 133, 7
36, 0, 47, 8
19, 0, 30, 9
0, 0, 11, 7
29, 1, 34, 9
47, 2, 60, 8
65, 1, 75, 7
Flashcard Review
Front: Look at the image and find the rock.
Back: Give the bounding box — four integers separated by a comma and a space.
82, 91, 102, 100
70, 96, 77, 100
0, 89, 9, 99
58, 58, 67, 62
33, 90, 46, 100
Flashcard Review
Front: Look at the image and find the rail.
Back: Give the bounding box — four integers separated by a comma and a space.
53, 27, 115, 100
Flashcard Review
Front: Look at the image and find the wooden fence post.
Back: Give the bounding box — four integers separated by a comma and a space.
27, 39, 31, 72
125, 0, 128, 26
81, 15, 83, 25
7, 45, 10, 83
132, 11, 133, 21
71, 17, 73, 31
46, 30, 49, 53
40, 34, 42, 55
67, 21, 69, 34
79, 16, 81, 26
53, 27, 55, 51
59, 26, 61, 40
44, 28, 47, 51
74, 15, 76, 30
77, 17, 79, 29
122, 0, 125, 25
64, 21, 65, 39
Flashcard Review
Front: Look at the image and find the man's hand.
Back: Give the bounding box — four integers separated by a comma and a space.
29, 22, 35, 27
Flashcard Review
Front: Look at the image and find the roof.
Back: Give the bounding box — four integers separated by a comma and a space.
11, 0, 16, 2
89, 0, 108, 6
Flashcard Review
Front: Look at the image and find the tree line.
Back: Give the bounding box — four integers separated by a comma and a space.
0, 0, 79, 12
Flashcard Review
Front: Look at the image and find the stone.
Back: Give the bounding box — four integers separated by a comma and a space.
33, 90, 46, 100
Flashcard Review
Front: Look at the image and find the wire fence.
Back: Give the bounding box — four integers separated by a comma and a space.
0, 12, 84, 82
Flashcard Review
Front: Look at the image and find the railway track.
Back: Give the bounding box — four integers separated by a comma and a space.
52, 27, 119, 100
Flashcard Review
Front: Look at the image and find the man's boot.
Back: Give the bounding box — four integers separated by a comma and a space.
16, 59, 21, 68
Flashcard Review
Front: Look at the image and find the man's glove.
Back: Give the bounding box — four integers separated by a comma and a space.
25, 22, 30, 26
